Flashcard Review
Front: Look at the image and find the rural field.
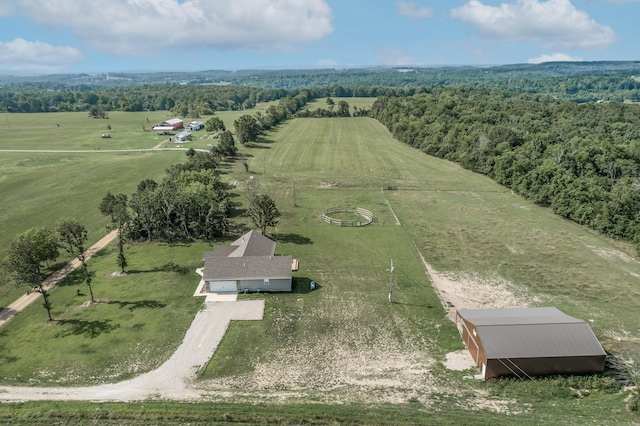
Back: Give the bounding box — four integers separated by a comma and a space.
0, 109, 639, 424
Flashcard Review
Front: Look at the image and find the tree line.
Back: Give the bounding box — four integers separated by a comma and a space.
370, 87, 640, 250
0, 82, 445, 115
0, 84, 290, 114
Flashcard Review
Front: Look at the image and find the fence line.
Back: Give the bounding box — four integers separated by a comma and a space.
322, 207, 373, 227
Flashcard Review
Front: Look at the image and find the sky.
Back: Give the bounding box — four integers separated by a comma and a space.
0, 0, 638, 75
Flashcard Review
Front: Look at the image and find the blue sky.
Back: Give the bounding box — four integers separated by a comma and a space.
0, 0, 637, 75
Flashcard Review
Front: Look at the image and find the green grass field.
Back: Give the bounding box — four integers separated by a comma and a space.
0, 150, 186, 309
0, 113, 639, 424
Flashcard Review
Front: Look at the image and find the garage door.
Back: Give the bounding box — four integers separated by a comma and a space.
209, 281, 237, 292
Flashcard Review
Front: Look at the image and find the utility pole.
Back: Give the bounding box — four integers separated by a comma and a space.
293, 179, 297, 207
388, 259, 394, 303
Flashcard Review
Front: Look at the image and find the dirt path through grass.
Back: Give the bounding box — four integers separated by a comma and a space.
0, 230, 118, 327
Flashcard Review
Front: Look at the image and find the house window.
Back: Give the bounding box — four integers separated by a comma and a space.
264, 278, 270, 286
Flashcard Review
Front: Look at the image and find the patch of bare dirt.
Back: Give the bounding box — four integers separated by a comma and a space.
416, 249, 536, 312
585, 244, 636, 263
445, 350, 476, 371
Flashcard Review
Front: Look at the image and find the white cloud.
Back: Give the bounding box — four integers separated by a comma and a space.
528, 52, 583, 63
6, 0, 334, 56
375, 47, 414, 66
0, 38, 83, 73
451, 0, 615, 50
396, 1, 434, 20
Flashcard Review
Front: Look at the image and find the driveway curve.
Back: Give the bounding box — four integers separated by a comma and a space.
0, 299, 264, 401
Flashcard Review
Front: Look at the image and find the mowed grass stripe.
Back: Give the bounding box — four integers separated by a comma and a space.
262, 117, 502, 192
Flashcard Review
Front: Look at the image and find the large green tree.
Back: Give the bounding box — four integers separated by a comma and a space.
248, 194, 281, 236
99, 192, 130, 273
215, 130, 236, 157
4, 227, 59, 320
233, 114, 260, 145
56, 217, 95, 303
205, 116, 225, 132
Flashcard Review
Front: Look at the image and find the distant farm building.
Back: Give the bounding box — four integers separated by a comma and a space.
455, 307, 606, 379
201, 230, 294, 293
186, 121, 202, 131
152, 118, 183, 131
175, 131, 191, 143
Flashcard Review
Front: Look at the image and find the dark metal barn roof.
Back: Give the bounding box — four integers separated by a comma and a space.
457, 307, 606, 359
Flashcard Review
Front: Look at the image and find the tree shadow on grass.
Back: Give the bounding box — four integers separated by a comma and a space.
55, 319, 120, 339
106, 300, 167, 311
0, 332, 19, 363
244, 142, 271, 149
127, 261, 190, 275
89, 248, 111, 259
55, 267, 84, 287
272, 233, 313, 245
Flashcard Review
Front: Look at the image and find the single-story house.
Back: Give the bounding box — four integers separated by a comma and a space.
455, 307, 606, 379
186, 121, 202, 131
175, 131, 191, 143
202, 230, 294, 292
152, 118, 183, 131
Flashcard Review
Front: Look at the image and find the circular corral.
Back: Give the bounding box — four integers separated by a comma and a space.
322, 206, 373, 227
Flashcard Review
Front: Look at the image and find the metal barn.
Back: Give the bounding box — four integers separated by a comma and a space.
455, 307, 606, 379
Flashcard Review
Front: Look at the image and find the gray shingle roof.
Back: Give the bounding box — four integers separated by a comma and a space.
203, 230, 290, 281
458, 307, 606, 359
228, 230, 276, 257
204, 255, 292, 280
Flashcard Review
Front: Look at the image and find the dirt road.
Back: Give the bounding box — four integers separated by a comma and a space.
0, 230, 118, 327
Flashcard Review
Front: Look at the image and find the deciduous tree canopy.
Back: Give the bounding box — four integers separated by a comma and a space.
248, 194, 280, 236
370, 87, 640, 250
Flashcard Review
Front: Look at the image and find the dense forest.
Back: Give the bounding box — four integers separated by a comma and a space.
370, 87, 640, 249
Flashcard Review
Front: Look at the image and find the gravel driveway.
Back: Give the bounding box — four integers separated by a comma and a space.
0, 299, 264, 401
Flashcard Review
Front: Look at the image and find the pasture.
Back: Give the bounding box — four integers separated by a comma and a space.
0, 113, 639, 424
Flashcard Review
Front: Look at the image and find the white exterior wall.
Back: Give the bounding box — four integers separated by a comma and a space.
240, 278, 291, 292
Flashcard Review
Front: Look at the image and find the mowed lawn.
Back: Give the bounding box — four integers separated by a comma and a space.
0, 241, 207, 385
0, 115, 639, 423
